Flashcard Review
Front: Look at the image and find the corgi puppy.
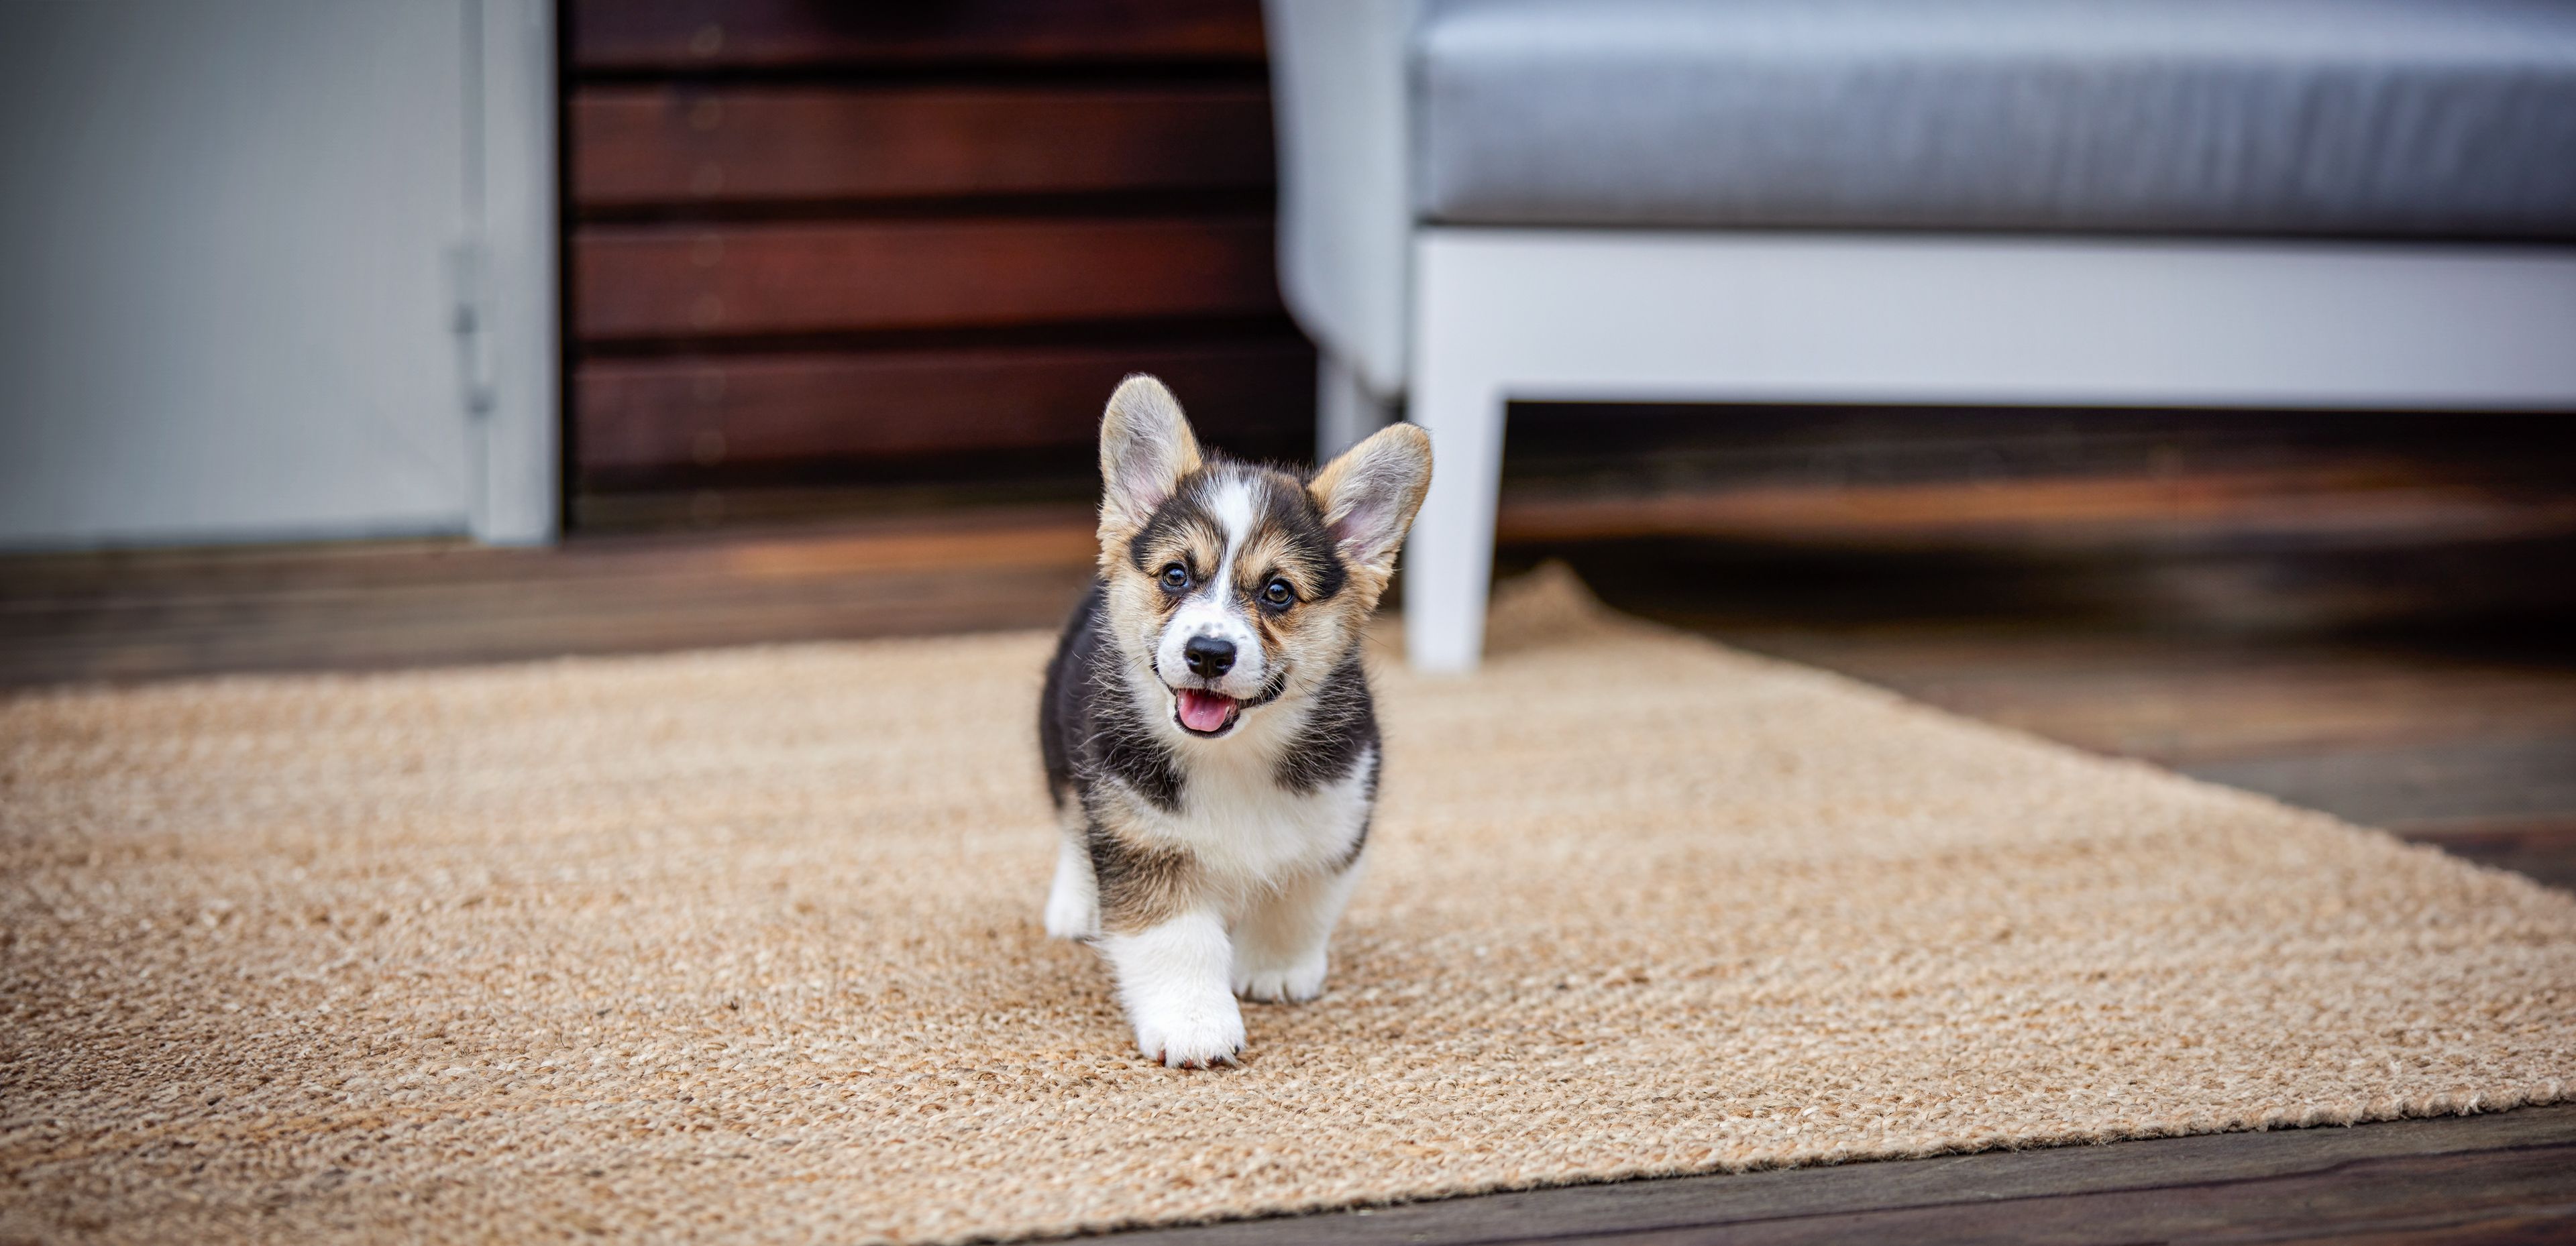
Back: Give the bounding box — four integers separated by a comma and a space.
1037, 375, 1433, 1068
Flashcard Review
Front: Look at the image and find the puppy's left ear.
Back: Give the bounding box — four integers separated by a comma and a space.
1309, 422, 1434, 577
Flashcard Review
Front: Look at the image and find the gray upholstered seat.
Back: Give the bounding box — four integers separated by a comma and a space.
1265, 0, 2576, 671
1416, 0, 2576, 238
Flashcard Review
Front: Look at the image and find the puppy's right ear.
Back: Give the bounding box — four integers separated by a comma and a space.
1098, 374, 1202, 534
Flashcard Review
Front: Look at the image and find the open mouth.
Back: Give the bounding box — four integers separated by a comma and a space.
1173, 687, 1242, 737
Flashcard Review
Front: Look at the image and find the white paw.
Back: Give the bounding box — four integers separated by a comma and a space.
1232, 952, 1328, 1004
1043, 887, 1097, 942
1042, 861, 1097, 941
1131, 997, 1246, 1069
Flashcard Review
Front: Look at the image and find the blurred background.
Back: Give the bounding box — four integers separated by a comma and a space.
3, 1, 2573, 885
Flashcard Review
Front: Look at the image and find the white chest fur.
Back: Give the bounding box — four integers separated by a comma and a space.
1130, 738, 1375, 903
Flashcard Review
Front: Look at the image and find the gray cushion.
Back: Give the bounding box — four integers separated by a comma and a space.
1416, 0, 2576, 237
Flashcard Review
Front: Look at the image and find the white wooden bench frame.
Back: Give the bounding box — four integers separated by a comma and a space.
1395, 229, 2576, 673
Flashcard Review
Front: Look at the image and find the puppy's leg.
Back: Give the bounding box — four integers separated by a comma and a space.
1231, 862, 1360, 1004
1099, 910, 1244, 1068
1042, 821, 1097, 940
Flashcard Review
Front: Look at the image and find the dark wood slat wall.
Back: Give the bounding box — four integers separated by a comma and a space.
578, 341, 1312, 482
572, 87, 1277, 207
570, 0, 1269, 71
575, 217, 1284, 339
563, 0, 1310, 510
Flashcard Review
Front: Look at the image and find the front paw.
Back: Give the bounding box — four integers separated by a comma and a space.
1132, 998, 1246, 1069
1042, 887, 1097, 941
1232, 953, 1328, 1004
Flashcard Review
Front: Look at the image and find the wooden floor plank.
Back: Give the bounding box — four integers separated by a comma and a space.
2392, 819, 2576, 894
1097, 1109, 2576, 1246
1497, 469, 2576, 551
1721, 639, 2576, 768
0, 510, 1099, 688
1590, 1150, 2576, 1245
2300, 1210, 2576, 1246
2180, 738, 2576, 830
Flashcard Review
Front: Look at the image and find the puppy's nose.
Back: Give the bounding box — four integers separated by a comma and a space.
1183, 636, 1236, 678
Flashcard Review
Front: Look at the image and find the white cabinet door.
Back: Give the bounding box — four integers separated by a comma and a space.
0, 0, 553, 549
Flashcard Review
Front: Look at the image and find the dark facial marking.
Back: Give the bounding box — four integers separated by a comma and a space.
1126, 465, 1246, 577
1125, 477, 1204, 577
1131, 462, 1346, 608
1260, 475, 1348, 603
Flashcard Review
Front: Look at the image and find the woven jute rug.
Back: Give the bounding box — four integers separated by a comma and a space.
4, 568, 2571, 1244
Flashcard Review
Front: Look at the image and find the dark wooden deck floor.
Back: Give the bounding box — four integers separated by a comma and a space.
5, 465, 2573, 1243
1115, 1105, 2576, 1246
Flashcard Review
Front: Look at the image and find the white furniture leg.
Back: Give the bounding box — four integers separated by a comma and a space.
1402, 239, 1507, 675
1316, 353, 1397, 462
1396, 228, 2576, 673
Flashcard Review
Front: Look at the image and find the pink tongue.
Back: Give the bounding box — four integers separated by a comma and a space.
1177, 689, 1236, 732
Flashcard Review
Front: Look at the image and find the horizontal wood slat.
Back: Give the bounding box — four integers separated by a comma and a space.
564, 0, 1303, 509
573, 217, 1282, 341
572, 86, 1273, 207
575, 341, 1313, 480
570, 0, 1267, 72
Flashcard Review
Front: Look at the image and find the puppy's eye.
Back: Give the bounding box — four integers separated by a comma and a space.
1261, 577, 1295, 609
1159, 563, 1191, 591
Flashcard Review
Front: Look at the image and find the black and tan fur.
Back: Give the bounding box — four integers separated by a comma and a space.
1036, 374, 1431, 1068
